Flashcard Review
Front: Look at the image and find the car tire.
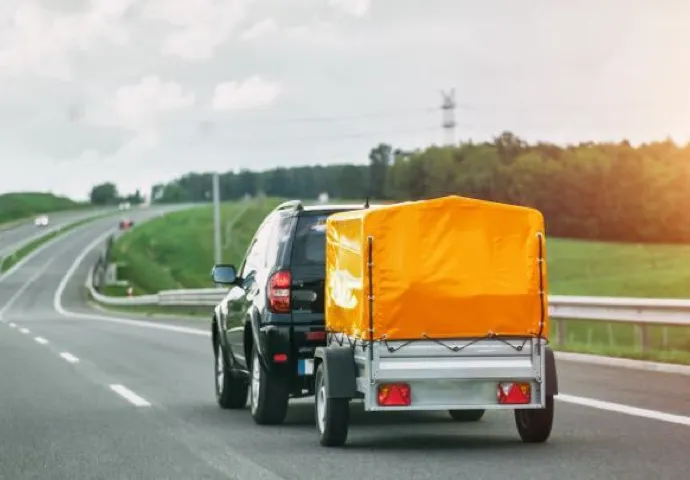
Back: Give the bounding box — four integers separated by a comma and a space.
214, 337, 248, 409
248, 345, 289, 425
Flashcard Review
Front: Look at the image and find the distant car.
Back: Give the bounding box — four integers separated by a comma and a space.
34, 215, 49, 227
119, 219, 134, 230
118, 202, 131, 211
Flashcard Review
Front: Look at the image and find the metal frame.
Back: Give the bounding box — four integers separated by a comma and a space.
326, 232, 548, 413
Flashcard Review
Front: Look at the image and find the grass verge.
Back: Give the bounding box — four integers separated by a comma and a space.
101, 198, 690, 364
0, 214, 107, 273
0, 192, 87, 226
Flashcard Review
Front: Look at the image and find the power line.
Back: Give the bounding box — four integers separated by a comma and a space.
211, 106, 439, 125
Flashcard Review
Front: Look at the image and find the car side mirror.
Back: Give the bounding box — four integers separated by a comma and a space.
211, 264, 238, 285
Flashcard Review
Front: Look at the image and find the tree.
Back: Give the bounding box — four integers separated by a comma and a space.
368, 143, 393, 199
89, 182, 119, 205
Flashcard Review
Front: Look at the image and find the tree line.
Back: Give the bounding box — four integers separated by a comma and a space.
138, 131, 690, 244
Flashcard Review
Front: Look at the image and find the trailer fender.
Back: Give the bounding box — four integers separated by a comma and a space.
314, 346, 357, 399
545, 346, 559, 396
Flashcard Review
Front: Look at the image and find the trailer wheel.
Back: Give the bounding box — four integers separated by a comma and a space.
515, 395, 554, 443
315, 363, 349, 447
448, 409, 485, 422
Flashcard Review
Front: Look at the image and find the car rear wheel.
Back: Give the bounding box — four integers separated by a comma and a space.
249, 345, 289, 425
214, 338, 248, 409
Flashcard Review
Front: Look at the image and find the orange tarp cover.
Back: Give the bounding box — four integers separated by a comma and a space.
325, 195, 548, 341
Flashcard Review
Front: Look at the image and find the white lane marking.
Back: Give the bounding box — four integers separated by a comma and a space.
555, 351, 690, 377
34, 336, 48, 345
0, 257, 57, 320
19, 327, 30, 334
59, 352, 80, 364
109, 384, 151, 407
54, 230, 210, 337
558, 393, 690, 428
8, 322, 16, 328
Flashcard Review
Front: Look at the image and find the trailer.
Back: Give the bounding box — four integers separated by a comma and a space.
313, 195, 558, 447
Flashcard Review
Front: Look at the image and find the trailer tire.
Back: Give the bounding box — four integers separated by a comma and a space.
315, 363, 349, 447
448, 409, 485, 422
515, 395, 554, 443
249, 345, 289, 425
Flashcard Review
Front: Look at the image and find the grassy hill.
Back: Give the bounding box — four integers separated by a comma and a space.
103, 198, 690, 363
0, 192, 86, 225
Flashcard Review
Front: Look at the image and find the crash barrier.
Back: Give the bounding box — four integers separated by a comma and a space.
87, 266, 690, 354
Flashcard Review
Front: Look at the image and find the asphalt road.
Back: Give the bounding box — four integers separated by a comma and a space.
0, 208, 116, 261
0, 210, 689, 480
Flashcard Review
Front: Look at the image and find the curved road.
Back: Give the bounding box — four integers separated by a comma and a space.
0, 208, 116, 263
0, 210, 689, 479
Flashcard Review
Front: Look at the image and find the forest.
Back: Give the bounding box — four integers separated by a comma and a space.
148, 131, 690, 244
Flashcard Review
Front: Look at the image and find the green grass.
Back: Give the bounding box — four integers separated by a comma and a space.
547, 238, 690, 298
0, 192, 87, 226
1, 214, 107, 272
108, 197, 283, 295
104, 200, 690, 364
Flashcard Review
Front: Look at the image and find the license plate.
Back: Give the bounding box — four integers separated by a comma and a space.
298, 359, 314, 376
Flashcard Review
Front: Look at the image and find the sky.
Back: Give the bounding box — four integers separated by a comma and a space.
1, 0, 689, 200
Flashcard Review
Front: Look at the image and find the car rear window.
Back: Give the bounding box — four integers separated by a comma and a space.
291, 215, 329, 266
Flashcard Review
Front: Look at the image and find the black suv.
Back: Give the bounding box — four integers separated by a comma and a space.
210, 200, 361, 425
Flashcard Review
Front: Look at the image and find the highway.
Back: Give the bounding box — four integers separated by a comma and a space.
0, 208, 688, 479
0, 208, 115, 262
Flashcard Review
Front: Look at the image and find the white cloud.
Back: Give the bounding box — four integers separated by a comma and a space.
211, 76, 282, 111
143, 0, 249, 60
0, 1, 135, 80
111, 75, 196, 131
329, 0, 371, 17
240, 18, 278, 42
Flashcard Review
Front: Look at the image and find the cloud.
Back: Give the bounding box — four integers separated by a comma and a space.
211, 76, 282, 111
329, 0, 371, 17
0, 0, 135, 80
142, 0, 249, 60
239, 18, 278, 42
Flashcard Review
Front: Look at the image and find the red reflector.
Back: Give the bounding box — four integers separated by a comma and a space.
497, 382, 531, 404
306, 331, 326, 341
268, 270, 291, 313
377, 383, 411, 406
273, 353, 288, 363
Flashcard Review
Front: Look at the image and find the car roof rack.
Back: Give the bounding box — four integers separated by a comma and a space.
274, 200, 304, 212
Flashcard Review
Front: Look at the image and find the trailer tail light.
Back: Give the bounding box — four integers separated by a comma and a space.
497, 382, 531, 404
268, 270, 291, 313
377, 383, 411, 407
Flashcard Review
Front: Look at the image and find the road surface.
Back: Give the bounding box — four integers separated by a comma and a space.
0, 208, 115, 262
0, 209, 688, 479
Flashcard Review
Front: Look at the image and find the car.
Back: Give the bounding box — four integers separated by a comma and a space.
34, 215, 49, 227
210, 200, 367, 425
118, 202, 131, 211
119, 218, 134, 230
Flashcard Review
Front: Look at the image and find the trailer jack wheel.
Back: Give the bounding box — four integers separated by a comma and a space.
448, 409, 485, 422
515, 395, 554, 443
315, 363, 349, 447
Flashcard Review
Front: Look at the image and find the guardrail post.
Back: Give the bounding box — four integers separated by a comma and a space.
637, 323, 649, 355
556, 319, 565, 347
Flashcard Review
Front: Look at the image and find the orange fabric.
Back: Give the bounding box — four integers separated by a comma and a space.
325, 195, 548, 340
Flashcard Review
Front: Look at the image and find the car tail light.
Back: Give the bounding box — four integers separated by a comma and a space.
497, 382, 531, 404
306, 331, 326, 341
268, 270, 291, 313
377, 383, 411, 406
